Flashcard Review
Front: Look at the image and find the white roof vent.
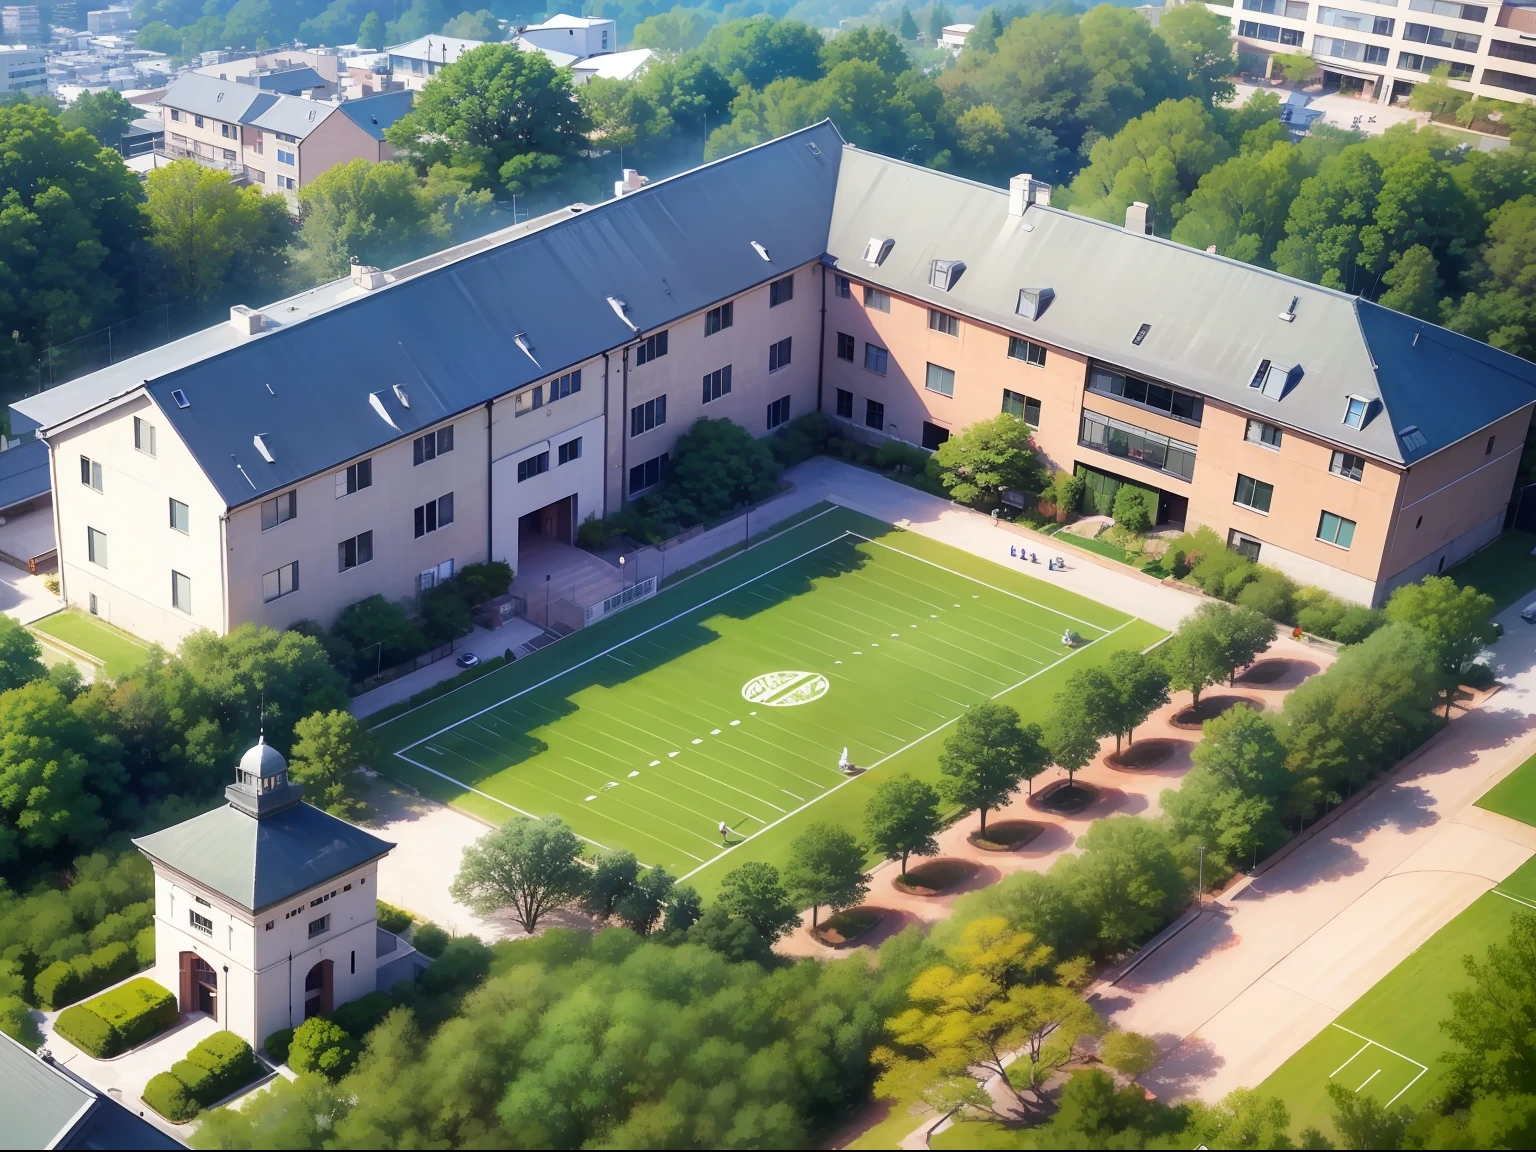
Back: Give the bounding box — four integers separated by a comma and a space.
228, 304, 264, 336
392, 383, 410, 408
930, 259, 965, 292
751, 241, 771, 262
369, 391, 399, 430
1016, 288, 1054, 321
606, 295, 638, 333
1279, 295, 1299, 323
863, 236, 894, 266
350, 261, 387, 291
252, 434, 275, 464
514, 332, 540, 367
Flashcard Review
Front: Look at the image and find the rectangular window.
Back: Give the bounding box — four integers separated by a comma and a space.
170, 108, 181, 121
1007, 337, 1047, 367
336, 458, 372, 497
836, 332, 855, 361
194, 115, 203, 127
835, 388, 854, 419
1397, 51, 1474, 77
705, 301, 733, 335
1229, 530, 1263, 563
1490, 39, 1536, 66
1002, 390, 1041, 425
1343, 396, 1370, 429
1317, 510, 1357, 549
1318, 6, 1394, 34
769, 336, 792, 372
864, 286, 890, 312
277, 148, 295, 165
558, 437, 582, 465
1315, 35, 1391, 63
87, 527, 107, 567
635, 329, 669, 365
767, 396, 791, 429
1234, 474, 1275, 513
413, 426, 454, 465
834, 275, 851, 299
338, 530, 373, 572
928, 309, 959, 337
413, 493, 455, 535
922, 422, 950, 451
925, 363, 956, 397
134, 416, 156, 456
629, 452, 668, 495
864, 344, 888, 375
516, 453, 549, 483
1322, 454, 1366, 487
261, 491, 297, 530
1078, 409, 1198, 482
189, 910, 213, 935
262, 561, 298, 602
1486, 435, 1496, 456
169, 498, 190, 534
702, 365, 733, 403
546, 369, 581, 402
308, 915, 329, 939
1407, 0, 1487, 20
1482, 69, 1536, 95
1245, 419, 1283, 449
769, 275, 793, 307
1238, 20, 1306, 44
172, 570, 191, 613
865, 399, 885, 431
1087, 366, 1204, 424
630, 395, 667, 437
79, 455, 103, 492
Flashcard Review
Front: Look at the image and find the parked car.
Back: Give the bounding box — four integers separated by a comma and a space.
456, 652, 481, 668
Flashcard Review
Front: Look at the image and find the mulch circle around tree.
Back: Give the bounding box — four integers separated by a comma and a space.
1170, 694, 1263, 730
1030, 779, 1099, 814
1105, 738, 1184, 771
811, 907, 885, 947
1237, 659, 1291, 685
892, 858, 978, 896
968, 819, 1047, 852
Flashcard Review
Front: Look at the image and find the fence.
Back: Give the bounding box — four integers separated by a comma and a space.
7, 304, 186, 401
584, 576, 657, 626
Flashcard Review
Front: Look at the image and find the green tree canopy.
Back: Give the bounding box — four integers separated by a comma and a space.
864, 772, 943, 874
0, 617, 46, 694
1104, 649, 1171, 751
1056, 817, 1184, 951
822, 25, 911, 76
288, 709, 376, 818
144, 160, 292, 304
294, 159, 450, 282
660, 416, 779, 519
898, 5, 920, 41
580, 849, 639, 921
442, 8, 498, 39
784, 822, 869, 928
448, 816, 588, 933
1155, 0, 1236, 104
356, 10, 384, 50
1159, 605, 1232, 707
1447, 194, 1536, 358
702, 16, 826, 90
633, 8, 720, 54
715, 860, 799, 944
939, 701, 1048, 833
59, 90, 136, 149
1385, 574, 1497, 703
933, 414, 1043, 509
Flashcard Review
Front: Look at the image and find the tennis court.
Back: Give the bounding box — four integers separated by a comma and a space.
379, 506, 1142, 882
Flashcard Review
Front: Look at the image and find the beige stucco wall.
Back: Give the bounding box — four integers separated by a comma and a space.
161, 104, 242, 166
226, 409, 491, 633
50, 393, 227, 648
295, 111, 383, 187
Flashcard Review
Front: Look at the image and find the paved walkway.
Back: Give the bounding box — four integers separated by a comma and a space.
1104, 597, 1536, 1104
352, 618, 543, 719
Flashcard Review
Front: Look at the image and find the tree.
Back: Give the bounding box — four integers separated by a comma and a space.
1442, 911, 1536, 1096
580, 849, 639, 921
898, 6, 920, 41
1171, 138, 1320, 265
356, 10, 384, 50
442, 8, 498, 40
1447, 195, 1536, 359
1105, 649, 1170, 751
59, 90, 135, 149
1100, 1029, 1159, 1080
702, 17, 826, 90
927, 3, 951, 42
331, 595, 426, 680
1385, 575, 1497, 710
1271, 51, 1316, 85
933, 414, 1043, 510
661, 882, 702, 933
1045, 667, 1116, 780
385, 45, 588, 196
661, 417, 779, 520
288, 709, 376, 817
0, 617, 46, 693
823, 25, 911, 77
448, 816, 588, 933
939, 702, 1048, 834
1327, 1083, 1411, 1150
1056, 817, 1184, 952
1186, 1089, 1303, 1149
966, 8, 1004, 56
143, 161, 290, 304
1379, 243, 1442, 319
1208, 602, 1275, 684
864, 773, 943, 875
1155, 1, 1237, 104
288, 1017, 356, 1079
1160, 607, 1231, 707
293, 159, 449, 282
633, 9, 719, 54
784, 823, 869, 929
1194, 706, 1290, 800
1407, 63, 1470, 120
614, 866, 674, 935
1111, 483, 1154, 534
715, 861, 799, 944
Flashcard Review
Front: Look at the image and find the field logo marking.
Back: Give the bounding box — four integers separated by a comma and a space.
742, 671, 830, 708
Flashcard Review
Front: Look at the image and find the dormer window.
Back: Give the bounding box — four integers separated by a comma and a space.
1343, 396, 1371, 429
930, 260, 964, 291
1248, 360, 1295, 400
864, 237, 894, 266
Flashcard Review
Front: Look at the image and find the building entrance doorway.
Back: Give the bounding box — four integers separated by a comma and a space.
179, 952, 218, 1017
304, 959, 333, 1020
518, 494, 576, 545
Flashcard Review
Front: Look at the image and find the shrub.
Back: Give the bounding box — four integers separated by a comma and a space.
143, 1071, 197, 1123
455, 561, 512, 604
288, 1017, 356, 1079
1237, 568, 1299, 624
874, 439, 928, 474
263, 1027, 294, 1065
376, 901, 413, 934
134, 926, 155, 969
1334, 605, 1384, 644
412, 922, 450, 958
84, 977, 176, 1051
54, 1004, 116, 1057
183, 1031, 258, 1102
85, 941, 136, 989
1054, 472, 1085, 517
170, 1058, 215, 1101
577, 514, 612, 550
1165, 525, 1224, 578
0, 994, 41, 1048
1111, 484, 1155, 535
417, 936, 492, 998
1462, 661, 1497, 690
33, 961, 82, 1011
770, 410, 832, 467
331, 990, 393, 1038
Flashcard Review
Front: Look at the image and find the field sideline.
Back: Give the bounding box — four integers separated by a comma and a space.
375, 506, 1164, 895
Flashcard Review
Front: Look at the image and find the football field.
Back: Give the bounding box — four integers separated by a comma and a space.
377, 506, 1157, 887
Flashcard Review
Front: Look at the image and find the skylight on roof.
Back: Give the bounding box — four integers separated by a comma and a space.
1399, 426, 1428, 451
1131, 323, 1151, 346
1248, 359, 1294, 400
864, 237, 893, 266
930, 259, 965, 292
253, 434, 274, 464
171, 389, 190, 409
751, 241, 771, 262
392, 383, 410, 409
1016, 288, 1053, 321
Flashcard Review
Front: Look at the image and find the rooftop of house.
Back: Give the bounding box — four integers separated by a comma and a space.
158, 72, 411, 141
572, 47, 654, 81
384, 34, 487, 63
0, 1032, 184, 1150
13, 121, 1536, 512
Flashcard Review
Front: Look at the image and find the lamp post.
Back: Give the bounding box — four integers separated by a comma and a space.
544, 573, 551, 625
618, 554, 627, 588
1197, 844, 1207, 908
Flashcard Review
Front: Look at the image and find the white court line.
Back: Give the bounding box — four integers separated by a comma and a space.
1356, 1068, 1382, 1093
1330, 1025, 1428, 1072
1386, 1066, 1429, 1108
1330, 1042, 1371, 1078
674, 618, 1133, 884
372, 503, 843, 732
1491, 888, 1536, 911
1328, 1024, 1429, 1109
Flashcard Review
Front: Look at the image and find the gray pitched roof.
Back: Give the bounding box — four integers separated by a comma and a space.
252, 64, 325, 93
335, 89, 413, 140
827, 147, 1536, 465
0, 437, 49, 511
133, 801, 394, 912
0, 1033, 184, 1149
245, 93, 338, 139
160, 71, 272, 122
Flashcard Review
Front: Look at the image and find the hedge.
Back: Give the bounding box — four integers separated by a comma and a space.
331, 990, 392, 1039
56, 978, 176, 1057
263, 1027, 293, 1065
183, 1030, 258, 1102
32, 940, 140, 1011
376, 901, 413, 934
133, 926, 155, 969
411, 922, 449, 958
143, 1071, 197, 1123
54, 1003, 116, 1058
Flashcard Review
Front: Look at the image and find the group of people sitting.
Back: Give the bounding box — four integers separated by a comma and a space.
1009, 544, 1065, 571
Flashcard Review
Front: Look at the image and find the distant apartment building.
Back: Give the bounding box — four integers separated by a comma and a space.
195, 47, 344, 91
385, 34, 485, 89
158, 72, 411, 193
10, 122, 1534, 649
515, 13, 615, 60
939, 22, 975, 52
0, 44, 45, 94
384, 15, 647, 91
1209, 0, 1536, 103
86, 5, 132, 35
1, 4, 39, 40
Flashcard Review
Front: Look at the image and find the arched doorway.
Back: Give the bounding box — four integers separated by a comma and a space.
303, 959, 333, 1019
179, 952, 217, 1017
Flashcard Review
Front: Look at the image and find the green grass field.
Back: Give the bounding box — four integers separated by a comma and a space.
30, 608, 151, 679
376, 506, 1162, 895
1475, 748, 1536, 827
1259, 856, 1536, 1137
